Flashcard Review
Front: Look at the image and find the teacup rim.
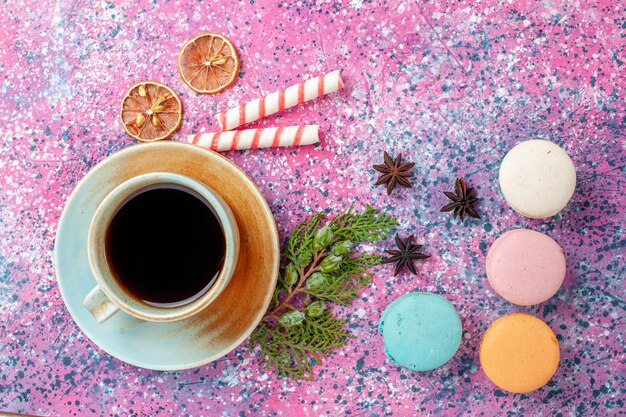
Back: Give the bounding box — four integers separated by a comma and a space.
87, 171, 239, 322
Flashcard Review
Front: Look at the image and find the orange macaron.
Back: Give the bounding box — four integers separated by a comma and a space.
479, 313, 560, 393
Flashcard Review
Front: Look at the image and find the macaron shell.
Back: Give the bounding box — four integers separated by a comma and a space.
499, 139, 576, 219
486, 229, 566, 306
480, 313, 560, 393
379, 292, 462, 372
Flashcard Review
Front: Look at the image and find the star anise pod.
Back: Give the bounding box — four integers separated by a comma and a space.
382, 234, 430, 276
440, 177, 480, 220
373, 151, 415, 195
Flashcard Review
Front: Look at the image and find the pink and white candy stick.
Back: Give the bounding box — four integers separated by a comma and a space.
216, 70, 344, 131
187, 125, 319, 152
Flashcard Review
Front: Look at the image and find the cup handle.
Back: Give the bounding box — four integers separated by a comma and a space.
83, 286, 119, 323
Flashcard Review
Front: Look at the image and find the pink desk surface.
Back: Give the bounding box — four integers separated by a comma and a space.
1, 0, 624, 416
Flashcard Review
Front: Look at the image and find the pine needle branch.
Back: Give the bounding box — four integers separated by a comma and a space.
249, 205, 397, 380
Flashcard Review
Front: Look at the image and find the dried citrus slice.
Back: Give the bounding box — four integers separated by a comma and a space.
120, 81, 182, 142
178, 32, 240, 94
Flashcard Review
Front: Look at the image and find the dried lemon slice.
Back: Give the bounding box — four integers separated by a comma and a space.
178, 32, 240, 94
120, 81, 182, 142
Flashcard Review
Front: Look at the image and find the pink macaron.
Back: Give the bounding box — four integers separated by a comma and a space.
486, 229, 566, 306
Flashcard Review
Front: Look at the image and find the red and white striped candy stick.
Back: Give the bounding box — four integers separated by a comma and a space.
216, 70, 344, 131
187, 125, 319, 152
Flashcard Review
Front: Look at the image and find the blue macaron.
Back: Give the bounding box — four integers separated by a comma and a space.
379, 292, 462, 371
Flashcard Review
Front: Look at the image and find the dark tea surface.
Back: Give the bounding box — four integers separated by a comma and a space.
105, 186, 225, 307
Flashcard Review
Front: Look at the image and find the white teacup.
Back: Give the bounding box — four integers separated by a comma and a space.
83, 172, 239, 323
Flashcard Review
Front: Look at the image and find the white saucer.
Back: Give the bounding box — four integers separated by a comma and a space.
54, 142, 279, 370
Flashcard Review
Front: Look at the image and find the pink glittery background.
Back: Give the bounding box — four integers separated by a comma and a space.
1, 0, 625, 416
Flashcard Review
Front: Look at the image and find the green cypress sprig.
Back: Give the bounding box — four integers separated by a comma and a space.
250, 205, 397, 380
